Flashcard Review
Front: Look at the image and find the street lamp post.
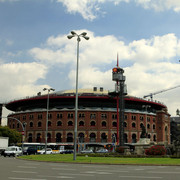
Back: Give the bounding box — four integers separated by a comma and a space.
67, 31, 89, 160
112, 66, 126, 146
142, 105, 151, 137
43, 88, 55, 154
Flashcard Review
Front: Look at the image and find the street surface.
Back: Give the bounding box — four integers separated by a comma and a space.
0, 156, 180, 180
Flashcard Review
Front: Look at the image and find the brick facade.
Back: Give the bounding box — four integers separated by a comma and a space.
7, 108, 171, 145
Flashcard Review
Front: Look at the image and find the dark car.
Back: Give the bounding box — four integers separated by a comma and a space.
60, 149, 74, 154
26, 147, 37, 155
0, 149, 5, 156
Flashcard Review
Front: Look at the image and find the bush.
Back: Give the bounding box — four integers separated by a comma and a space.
145, 145, 166, 156
115, 146, 124, 154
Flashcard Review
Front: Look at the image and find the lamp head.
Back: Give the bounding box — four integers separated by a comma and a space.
81, 32, 87, 36
84, 36, 89, 40
71, 31, 76, 35
67, 35, 74, 39
50, 88, 55, 91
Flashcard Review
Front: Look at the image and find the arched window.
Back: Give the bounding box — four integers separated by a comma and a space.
67, 133, 73, 142
57, 121, 62, 126
28, 133, 32, 142
36, 133, 41, 142
148, 134, 151, 139
102, 121, 106, 127
17, 123, 20, 128
56, 133, 62, 142
140, 123, 144, 128
79, 121, 84, 126
101, 133, 107, 142
90, 133, 96, 142
132, 134, 136, 143
124, 122, 127, 128
38, 121, 42, 127
124, 133, 128, 143
78, 133, 84, 143
48, 121, 51, 127
47, 133, 51, 142
112, 121, 117, 127
153, 135, 156, 141
147, 123, 150, 129
68, 121, 73, 126
90, 121, 96, 127
30, 122, 33, 127
132, 122, 136, 128
153, 124, 156, 129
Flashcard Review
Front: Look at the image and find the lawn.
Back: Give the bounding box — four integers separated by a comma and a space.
18, 154, 180, 165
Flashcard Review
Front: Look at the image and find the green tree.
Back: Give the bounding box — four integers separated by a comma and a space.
0, 126, 22, 145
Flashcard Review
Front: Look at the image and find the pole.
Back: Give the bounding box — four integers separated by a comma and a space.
119, 81, 125, 146
73, 37, 80, 161
67, 31, 89, 160
116, 81, 119, 145
45, 90, 50, 154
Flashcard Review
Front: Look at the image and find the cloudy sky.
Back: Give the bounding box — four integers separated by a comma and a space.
1, 0, 180, 125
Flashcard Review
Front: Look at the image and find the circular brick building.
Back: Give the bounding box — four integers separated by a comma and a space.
6, 88, 171, 147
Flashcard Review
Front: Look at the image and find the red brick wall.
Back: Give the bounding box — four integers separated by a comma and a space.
7, 108, 170, 145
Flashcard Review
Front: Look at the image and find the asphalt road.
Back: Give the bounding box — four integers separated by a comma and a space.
1, 156, 180, 180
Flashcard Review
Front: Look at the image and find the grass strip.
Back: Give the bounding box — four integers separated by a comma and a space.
18, 154, 180, 165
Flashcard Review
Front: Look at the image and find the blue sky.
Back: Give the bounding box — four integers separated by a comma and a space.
1, 0, 180, 124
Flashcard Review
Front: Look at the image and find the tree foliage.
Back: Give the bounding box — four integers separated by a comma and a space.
0, 126, 22, 145
170, 120, 180, 142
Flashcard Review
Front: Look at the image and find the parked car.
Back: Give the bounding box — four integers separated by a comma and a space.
81, 149, 93, 154
37, 148, 52, 154
96, 149, 108, 153
4, 146, 22, 157
0, 149, 5, 156
26, 147, 37, 155
60, 149, 74, 154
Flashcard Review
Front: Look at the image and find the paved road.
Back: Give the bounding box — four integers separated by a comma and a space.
1, 156, 180, 180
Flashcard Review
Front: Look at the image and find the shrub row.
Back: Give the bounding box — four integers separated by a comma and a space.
145, 145, 166, 156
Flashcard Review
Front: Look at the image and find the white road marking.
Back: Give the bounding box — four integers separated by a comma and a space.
49, 164, 68, 167
84, 171, 112, 175
25, 163, 40, 166
18, 166, 36, 169
38, 175, 74, 179
52, 168, 76, 171
148, 171, 180, 174
119, 175, 162, 179
9, 177, 46, 180
96, 169, 129, 173
12, 171, 37, 174
59, 173, 94, 177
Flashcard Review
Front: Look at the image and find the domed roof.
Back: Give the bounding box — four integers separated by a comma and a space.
55, 88, 108, 96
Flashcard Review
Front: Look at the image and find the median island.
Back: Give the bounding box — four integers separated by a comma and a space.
18, 154, 180, 166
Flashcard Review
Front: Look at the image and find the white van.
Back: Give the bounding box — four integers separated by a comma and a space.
4, 146, 22, 157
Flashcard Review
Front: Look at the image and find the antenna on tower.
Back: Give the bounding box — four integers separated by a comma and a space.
117, 53, 119, 67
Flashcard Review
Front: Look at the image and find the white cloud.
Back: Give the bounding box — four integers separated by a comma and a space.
56, 0, 180, 21
0, 62, 47, 102
29, 30, 180, 116
56, 0, 103, 21
135, 0, 180, 12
